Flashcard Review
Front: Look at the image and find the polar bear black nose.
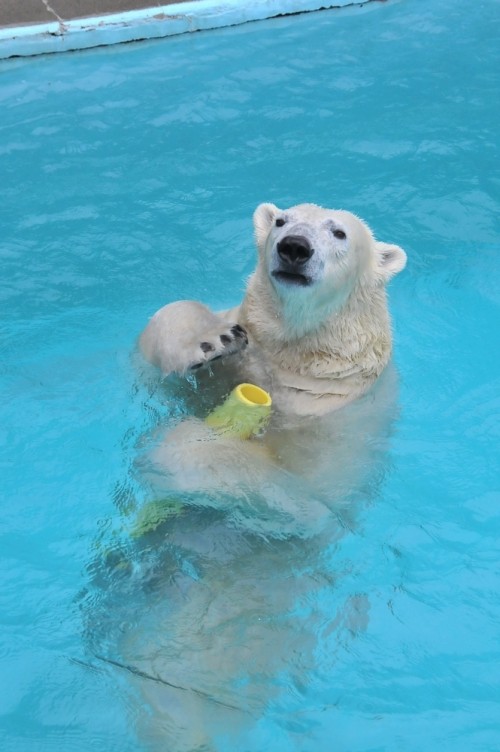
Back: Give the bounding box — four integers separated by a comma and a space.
277, 235, 313, 266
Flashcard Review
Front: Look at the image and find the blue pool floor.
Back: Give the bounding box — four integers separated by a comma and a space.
1, 0, 500, 750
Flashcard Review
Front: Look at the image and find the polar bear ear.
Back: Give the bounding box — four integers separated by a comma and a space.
253, 203, 280, 247
375, 242, 407, 283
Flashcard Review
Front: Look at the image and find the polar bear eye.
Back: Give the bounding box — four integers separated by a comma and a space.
275, 218, 286, 227
332, 228, 346, 240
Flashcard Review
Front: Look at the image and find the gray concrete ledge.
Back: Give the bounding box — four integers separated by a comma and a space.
0, 0, 193, 28
0, 0, 375, 59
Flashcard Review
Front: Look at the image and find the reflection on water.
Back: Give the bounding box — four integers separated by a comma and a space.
80, 365, 397, 751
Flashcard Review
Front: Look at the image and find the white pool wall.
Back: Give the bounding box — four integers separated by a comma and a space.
0, 0, 373, 59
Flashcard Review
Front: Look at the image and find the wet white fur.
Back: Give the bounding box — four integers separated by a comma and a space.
140, 202, 406, 416
128, 203, 407, 749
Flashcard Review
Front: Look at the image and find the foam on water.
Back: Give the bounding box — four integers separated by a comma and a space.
1, 0, 499, 750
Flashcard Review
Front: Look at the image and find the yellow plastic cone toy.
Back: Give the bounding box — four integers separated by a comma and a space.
205, 383, 272, 439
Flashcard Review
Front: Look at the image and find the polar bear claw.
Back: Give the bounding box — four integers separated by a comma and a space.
190, 324, 248, 370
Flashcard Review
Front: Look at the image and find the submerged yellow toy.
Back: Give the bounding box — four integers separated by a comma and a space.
205, 382, 272, 439
131, 383, 272, 537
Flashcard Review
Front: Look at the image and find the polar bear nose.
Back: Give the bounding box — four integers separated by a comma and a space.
277, 235, 313, 266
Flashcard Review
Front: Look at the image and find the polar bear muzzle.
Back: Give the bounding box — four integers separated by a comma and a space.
273, 234, 314, 287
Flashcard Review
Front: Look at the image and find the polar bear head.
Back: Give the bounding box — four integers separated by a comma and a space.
253, 203, 406, 316
239, 202, 407, 411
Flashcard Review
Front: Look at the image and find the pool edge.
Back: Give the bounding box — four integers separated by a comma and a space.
0, 0, 374, 59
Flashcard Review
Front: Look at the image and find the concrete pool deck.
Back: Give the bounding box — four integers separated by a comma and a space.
0, 0, 196, 27
0, 0, 376, 58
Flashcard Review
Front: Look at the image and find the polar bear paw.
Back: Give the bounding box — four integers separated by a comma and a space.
189, 324, 248, 371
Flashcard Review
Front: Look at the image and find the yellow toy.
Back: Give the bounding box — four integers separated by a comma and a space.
205, 383, 272, 439
131, 383, 272, 536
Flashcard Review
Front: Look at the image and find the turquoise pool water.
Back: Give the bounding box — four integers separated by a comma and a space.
1, 0, 499, 749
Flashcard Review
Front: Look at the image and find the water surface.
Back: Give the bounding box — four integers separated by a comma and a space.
1, 0, 499, 749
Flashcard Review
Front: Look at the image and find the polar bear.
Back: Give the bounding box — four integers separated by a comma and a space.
140, 202, 406, 417
93, 203, 407, 751
136, 201, 406, 531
